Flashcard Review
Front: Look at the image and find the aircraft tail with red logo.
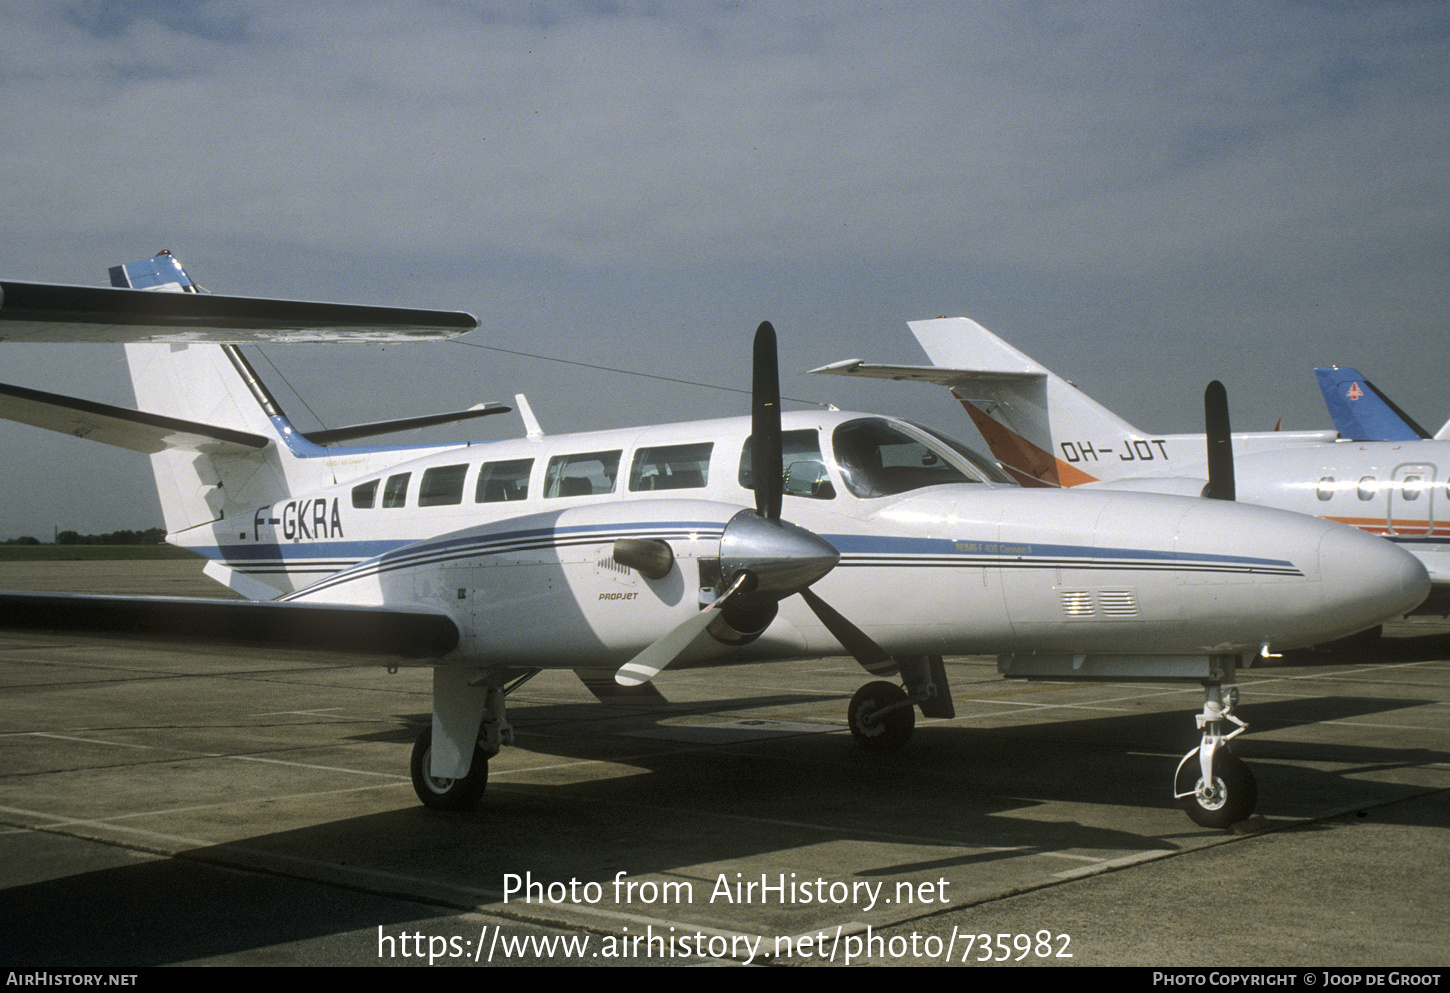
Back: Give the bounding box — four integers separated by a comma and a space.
1314, 367, 1430, 442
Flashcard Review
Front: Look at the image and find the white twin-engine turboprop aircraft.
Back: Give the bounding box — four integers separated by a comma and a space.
0, 256, 1430, 828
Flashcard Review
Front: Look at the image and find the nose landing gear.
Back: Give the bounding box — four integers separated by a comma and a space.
1174, 682, 1256, 829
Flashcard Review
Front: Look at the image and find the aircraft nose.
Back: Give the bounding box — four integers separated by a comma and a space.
1318, 526, 1430, 627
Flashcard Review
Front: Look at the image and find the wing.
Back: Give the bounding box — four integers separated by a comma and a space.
0, 280, 477, 343
0, 592, 458, 666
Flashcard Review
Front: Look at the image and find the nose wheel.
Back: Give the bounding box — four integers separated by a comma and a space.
1174, 682, 1256, 828
1175, 749, 1256, 828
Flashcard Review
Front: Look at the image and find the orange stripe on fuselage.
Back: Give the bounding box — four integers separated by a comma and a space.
955, 393, 1099, 487
1326, 515, 1446, 537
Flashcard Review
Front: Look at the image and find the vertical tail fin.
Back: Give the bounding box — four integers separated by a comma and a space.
906, 318, 1154, 486
109, 252, 337, 536
1314, 367, 1430, 442
123, 342, 333, 537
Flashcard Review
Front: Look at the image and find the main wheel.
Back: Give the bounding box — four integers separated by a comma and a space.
411, 728, 489, 811
848, 681, 915, 752
1176, 750, 1257, 828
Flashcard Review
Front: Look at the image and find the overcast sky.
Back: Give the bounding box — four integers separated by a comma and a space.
2, 1, 1447, 537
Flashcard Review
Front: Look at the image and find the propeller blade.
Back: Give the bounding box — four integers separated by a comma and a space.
752, 321, 783, 520
799, 587, 896, 676
1204, 380, 1235, 501
613, 610, 719, 687
614, 576, 749, 686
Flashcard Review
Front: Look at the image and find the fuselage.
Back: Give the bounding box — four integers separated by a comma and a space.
176, 409, 1429, 671
1064, 435, 1450, 588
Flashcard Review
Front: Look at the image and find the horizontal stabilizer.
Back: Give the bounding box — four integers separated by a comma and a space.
306, 403, 512, 444
0, 280, 478, 343
0, 380, 267, 455
0, 591, 458, 664
810, 357, 1042, 391
810, 318, 1055, 405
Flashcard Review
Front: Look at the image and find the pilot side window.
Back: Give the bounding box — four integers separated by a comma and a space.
544, 451, 621, 498
475, 458, 533, 503
738, 430, 835, 499
630, 442, 713, 491
352, 480, 379, 509
382, 472, 411, 508
418, 464, 468, 507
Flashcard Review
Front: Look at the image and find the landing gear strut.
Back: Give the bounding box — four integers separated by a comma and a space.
1174, 681, 1257, 828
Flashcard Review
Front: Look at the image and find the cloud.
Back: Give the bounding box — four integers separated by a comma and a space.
0, 1, 1448, 534
4, 1, 1443, 280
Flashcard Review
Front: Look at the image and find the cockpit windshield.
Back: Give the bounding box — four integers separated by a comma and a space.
832, 418, 1009, 498
911, 422, 1015, 485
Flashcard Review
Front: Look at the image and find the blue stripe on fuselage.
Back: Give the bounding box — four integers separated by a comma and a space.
823, 533, 1295, 569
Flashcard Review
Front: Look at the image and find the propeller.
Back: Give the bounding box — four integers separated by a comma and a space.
615, 322, 891, 686
752, 322, 783, 521
1203, 380, 1235, 501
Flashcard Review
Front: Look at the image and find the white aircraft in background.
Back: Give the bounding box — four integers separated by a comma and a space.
0, 259, 1429, 829
813, 317, 1449, 613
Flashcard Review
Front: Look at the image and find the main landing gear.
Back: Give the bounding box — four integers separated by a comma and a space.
846, 655, 953, 752
848, 681, 915, 750
410, 669, 537, 812
411, 727, 491, 811
1174, 681, 1257, 828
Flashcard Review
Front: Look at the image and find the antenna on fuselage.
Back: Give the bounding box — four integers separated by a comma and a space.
515, 394, 545, 439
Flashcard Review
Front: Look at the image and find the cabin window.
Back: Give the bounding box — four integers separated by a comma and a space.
382, 472, 411, 508
476, 458, 533, 503
630, 442, 713, 491
418, 464, 468, 507
351, 480, 379, 509
739, 430, 835, 500
544, 451, 621, 498
1357, 476, 1378, 501
1401, 475, 1423, 501
833, 418, 974, 498
1316, 477, 1335, 501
